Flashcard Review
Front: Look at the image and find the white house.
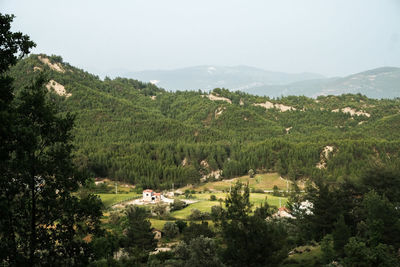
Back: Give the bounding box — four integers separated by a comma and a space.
142, 189, 162, 202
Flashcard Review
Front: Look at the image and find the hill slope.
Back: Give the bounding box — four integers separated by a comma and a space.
9, 54, 400, 189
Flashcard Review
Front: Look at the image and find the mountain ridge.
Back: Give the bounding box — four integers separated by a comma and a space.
124, 65, 325, 92
122, 65, 400, 98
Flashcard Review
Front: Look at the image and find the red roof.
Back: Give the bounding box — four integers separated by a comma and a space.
154, 193, 161, 196
143, 189, 153, 193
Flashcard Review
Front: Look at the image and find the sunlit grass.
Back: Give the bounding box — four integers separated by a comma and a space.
182, 172, 290, 192
97, 192, 140, 207
171, 193, 288, 220
282, 245, 322, 266
170, 200, 221, 219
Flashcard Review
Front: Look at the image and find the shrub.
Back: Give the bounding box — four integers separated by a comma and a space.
170, 199, 187, 211
184, 189, 193, 199
163, 221, 179, 238
175, 220, 188, 233
210, 194, 217, 201
211, 205, 223, 221
188, 209, 211, 221
153, 203, 169, 218
134, 185, 143, 194
183, 222, 215, 243
248, 169, 255, 178
252, 188, 265, 194
94, 182, 112, 193
272, 185, 281, 196
109, 211, 121, 225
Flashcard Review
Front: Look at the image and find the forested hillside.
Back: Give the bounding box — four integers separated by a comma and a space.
10, 54, 400, 189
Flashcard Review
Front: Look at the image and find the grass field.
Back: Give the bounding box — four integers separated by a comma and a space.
150, 218, 174, 230
183, 173, 290, 192
171, 193, 287, 220
281, 245, 322, 266
170, 200, 221, 219
97, 192, 140, 207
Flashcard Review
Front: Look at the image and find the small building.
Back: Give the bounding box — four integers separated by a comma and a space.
274, 207, 295, 219
153, 192, 162, 202
142, 189, 162, 202
143, 189, 154, 202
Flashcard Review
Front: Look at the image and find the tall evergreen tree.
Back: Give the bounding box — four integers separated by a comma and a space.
0, 13, 102, 265
219, 182, 288, 267
121, 206, 157, 263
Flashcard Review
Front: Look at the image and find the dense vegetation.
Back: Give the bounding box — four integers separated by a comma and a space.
8, 54, 400, 189
0, 14, 102, 265
2, 12, 400, 266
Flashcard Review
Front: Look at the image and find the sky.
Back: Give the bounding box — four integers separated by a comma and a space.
2, 0, 400, 77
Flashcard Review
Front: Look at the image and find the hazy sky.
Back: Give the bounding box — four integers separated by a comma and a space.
2, 0, 400, 77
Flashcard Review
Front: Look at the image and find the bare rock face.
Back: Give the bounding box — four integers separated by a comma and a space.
214, 107, 226, 119
253, 101, 296, 112
38, 56, 65, 73
46, 80, 71, 97
316, 146, 335, 169
332, 107, 370, 117
205, 94, 232, 104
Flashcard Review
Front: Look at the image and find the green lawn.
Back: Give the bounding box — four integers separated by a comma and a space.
150, 218, 173, 230
171, 193, 287, 220
183, 173, 289, 192
281, 245, 322, 266
97, 192, 140, 207
170, 200, 221, 219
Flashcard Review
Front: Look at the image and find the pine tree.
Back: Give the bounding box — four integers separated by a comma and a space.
220, 182, 288, 266
0, 13, 102, 265
122, 206, 157, 263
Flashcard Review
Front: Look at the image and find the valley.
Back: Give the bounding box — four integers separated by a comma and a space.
5, 53, 400, 267
2, 5, 400, 266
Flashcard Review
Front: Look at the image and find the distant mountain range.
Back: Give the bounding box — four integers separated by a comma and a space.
125, 66, 400, 99
125, 65, 325, 92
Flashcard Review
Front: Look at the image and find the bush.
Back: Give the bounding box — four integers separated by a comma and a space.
321, 234, 335, 264
252, 188, 265, 194
188, 208, 211, 221
183, 222, 215, 243
163, 221, 179, 238
174, 236, 223, 266
134, 185, 143, 194
211, 205, 223, 221
152, 203, 169, 218
184, 189, 193, 199
272, 185, 281, 196
94, 182, 112, 194
109, 211, 121, 225
170, 199, 187, 211
175, 220, 188, 233
248, 169, 255, 178
210, 195, 217, 201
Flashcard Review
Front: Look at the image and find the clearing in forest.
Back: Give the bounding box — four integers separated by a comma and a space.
182, 172, 289, 192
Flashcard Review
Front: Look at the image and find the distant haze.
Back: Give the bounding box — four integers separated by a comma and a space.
2, 0, 400, 77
